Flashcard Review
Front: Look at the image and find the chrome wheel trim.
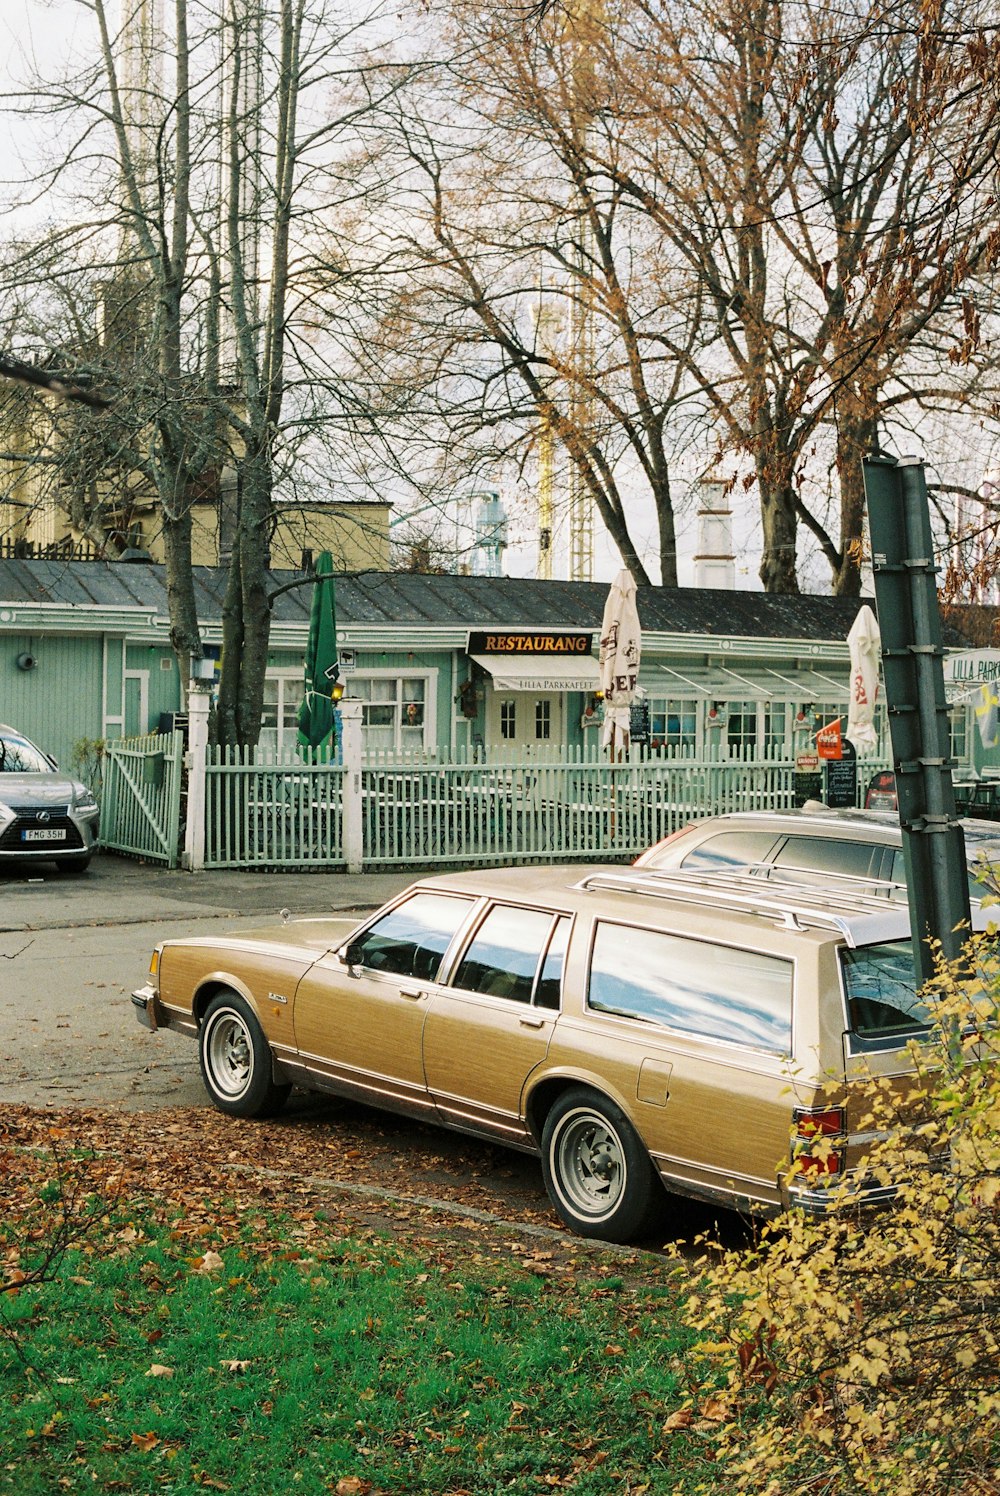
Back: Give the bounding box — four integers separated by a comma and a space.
552, 1107, 627, 1221
205, 1009, 253, 1099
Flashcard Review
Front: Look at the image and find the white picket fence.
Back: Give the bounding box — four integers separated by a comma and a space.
101, 703, 889, 871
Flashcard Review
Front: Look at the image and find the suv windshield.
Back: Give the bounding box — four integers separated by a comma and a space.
840, 940, 927, 1049
0, 733, 53, 774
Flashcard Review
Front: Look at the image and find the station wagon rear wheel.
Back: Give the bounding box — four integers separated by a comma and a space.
199, 992, 291, 1119
541, 1088, 660, 1243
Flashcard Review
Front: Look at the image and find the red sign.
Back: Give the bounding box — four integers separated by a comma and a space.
816, 720, 843, 760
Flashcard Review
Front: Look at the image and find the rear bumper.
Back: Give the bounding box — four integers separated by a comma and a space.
784, 1174, 899, 1214
131, 984, 164, 1032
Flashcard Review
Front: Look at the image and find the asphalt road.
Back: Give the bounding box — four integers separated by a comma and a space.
0, 853, 411, 1111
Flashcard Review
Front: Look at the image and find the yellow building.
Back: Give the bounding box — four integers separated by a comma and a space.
1, 444, 390, 571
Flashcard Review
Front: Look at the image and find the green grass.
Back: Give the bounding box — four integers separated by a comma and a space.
1, 1209, 710, 1496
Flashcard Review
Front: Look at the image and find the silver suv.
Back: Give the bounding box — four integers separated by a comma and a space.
0, 724, 99, 872
634, 806, 1000, 929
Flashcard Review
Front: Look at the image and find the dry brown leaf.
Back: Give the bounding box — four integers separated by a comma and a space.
220, 1359, 251, 1374
662, 1408, 695, 1433
131, 1431, 160, 1453
192, 1250, 225, 1274
146, 1364, 174, 1379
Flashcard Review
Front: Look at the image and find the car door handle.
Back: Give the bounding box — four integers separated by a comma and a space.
398, 985, 425, 1001
519, 1015, 545, 1029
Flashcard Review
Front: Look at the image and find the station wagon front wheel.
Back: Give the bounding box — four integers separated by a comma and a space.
541, 1088, 660, 1243
199, 992, 290, 1119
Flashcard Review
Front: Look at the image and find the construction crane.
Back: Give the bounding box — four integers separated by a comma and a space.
531, 0, 600, 583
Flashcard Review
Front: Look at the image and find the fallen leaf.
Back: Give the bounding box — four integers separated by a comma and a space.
131, 1431, 160, 1453
192, 1250, 225, 1275
146, 1365, 174, 1379
662, 1409, 694, 1433
220, 1359, 251, 1374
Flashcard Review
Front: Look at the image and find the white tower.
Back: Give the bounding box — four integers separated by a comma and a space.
692, 476, 735, 589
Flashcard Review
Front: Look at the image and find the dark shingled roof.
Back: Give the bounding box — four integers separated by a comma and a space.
0, 558, 990, 646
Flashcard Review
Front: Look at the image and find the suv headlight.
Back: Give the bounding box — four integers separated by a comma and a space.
73, 788, 99, 815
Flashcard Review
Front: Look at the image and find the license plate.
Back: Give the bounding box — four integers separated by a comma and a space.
21, 828, 67, 842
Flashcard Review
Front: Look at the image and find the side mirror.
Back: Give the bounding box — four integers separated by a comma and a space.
343, 941, 364, 970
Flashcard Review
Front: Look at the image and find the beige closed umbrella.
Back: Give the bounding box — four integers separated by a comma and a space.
599, 568, 642, 756
847, 605, 881, 751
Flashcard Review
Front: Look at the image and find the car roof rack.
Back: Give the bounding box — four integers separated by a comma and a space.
573, 867, 909, 948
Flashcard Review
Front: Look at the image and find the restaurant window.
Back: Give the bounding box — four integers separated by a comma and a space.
352, 674, 432, 753
763, 701, 787, 755
535, 699, 551, 740
649, 699, 697, 753
726, 700, 758, 757
500, 699, 516, 739
260, 671, 303, 756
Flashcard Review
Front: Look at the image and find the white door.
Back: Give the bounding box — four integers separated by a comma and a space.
486, 690, 563, 754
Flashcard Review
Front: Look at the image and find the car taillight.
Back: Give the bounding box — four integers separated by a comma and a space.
792, 1106, 846, 1175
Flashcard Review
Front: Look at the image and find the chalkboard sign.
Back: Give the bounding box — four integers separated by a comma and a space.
794, 771, 824, 808
630, 700, 650, 746
824, 739, 858, 809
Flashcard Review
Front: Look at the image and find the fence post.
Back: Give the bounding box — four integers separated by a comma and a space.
339, 697, 363, 873
184, 682, 211, 873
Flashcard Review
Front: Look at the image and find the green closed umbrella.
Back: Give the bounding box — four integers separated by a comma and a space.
296, 552, 340, 757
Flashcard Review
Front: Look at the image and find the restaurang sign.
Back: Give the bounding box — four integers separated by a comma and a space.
467, 631, 594, 654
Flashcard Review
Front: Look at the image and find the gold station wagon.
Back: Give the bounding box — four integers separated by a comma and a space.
133, 865, 932, 1243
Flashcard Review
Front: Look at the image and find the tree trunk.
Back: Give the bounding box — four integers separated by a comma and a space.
162, 504, 201, 692
233, 445, 274, 749
832, 401, 877, 597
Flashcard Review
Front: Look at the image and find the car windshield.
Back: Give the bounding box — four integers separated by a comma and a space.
0, 733, 53, 774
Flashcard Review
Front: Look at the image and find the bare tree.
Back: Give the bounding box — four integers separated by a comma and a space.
353, 0, 1000, 592
1, 0, 413, 744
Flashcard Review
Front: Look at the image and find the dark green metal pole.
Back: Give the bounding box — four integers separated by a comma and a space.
862, 454, 971, 986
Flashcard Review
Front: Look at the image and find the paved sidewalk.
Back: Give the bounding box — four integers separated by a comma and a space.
0, 851, 414, 932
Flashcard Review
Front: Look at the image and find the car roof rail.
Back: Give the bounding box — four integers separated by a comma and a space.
573, 868, 908, 947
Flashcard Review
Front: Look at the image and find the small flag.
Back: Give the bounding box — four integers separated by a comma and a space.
976, 682, 999, 749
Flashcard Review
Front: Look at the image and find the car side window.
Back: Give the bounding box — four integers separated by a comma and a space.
588, 921, 793, 1054
772, 837, 878, 882
535, 916, 570, 1010
452, 905, 561, 1005
675, 830, 779, 872
347, 893, 473, 981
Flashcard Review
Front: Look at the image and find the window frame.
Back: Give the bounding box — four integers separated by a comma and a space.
447, 902, 573, 1010
584, 917, 795, 1058
260, 668, 305, 756
342, 890, 476, 983
350, 668, 437, 754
